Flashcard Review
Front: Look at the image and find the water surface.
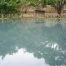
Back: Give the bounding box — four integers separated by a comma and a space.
0, 18, 66, 66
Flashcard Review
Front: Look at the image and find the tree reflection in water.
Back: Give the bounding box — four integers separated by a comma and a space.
0, 18, 66, 66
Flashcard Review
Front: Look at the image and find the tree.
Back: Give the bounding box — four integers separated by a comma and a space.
49, 0, 65, 15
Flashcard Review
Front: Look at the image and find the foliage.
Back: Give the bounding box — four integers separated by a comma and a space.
0, 0, 66, 14
48, 0, 65, 14
0, 0, 20, 14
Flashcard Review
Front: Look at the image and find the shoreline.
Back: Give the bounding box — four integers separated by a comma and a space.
0, 13, 66, 19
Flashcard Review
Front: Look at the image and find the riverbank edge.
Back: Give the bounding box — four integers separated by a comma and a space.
0, 13, 66, 19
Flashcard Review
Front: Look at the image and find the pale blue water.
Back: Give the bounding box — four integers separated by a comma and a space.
0, 18, 66, 66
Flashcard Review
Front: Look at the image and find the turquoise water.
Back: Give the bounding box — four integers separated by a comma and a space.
0, 18, 66, 66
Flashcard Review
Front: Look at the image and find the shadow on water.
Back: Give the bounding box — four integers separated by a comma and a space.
0, 18, 66, 66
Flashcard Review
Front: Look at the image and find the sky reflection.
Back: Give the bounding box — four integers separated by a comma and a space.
0, 49, 48, 66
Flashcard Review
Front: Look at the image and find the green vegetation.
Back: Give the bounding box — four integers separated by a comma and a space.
0, 0, 66, 16
48, 0, 65, 15
0, 0, 20, 14
26, 0, 66, 15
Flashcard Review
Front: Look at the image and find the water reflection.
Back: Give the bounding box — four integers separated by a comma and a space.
0, 18, 66, 66
0, 49, 46, 66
